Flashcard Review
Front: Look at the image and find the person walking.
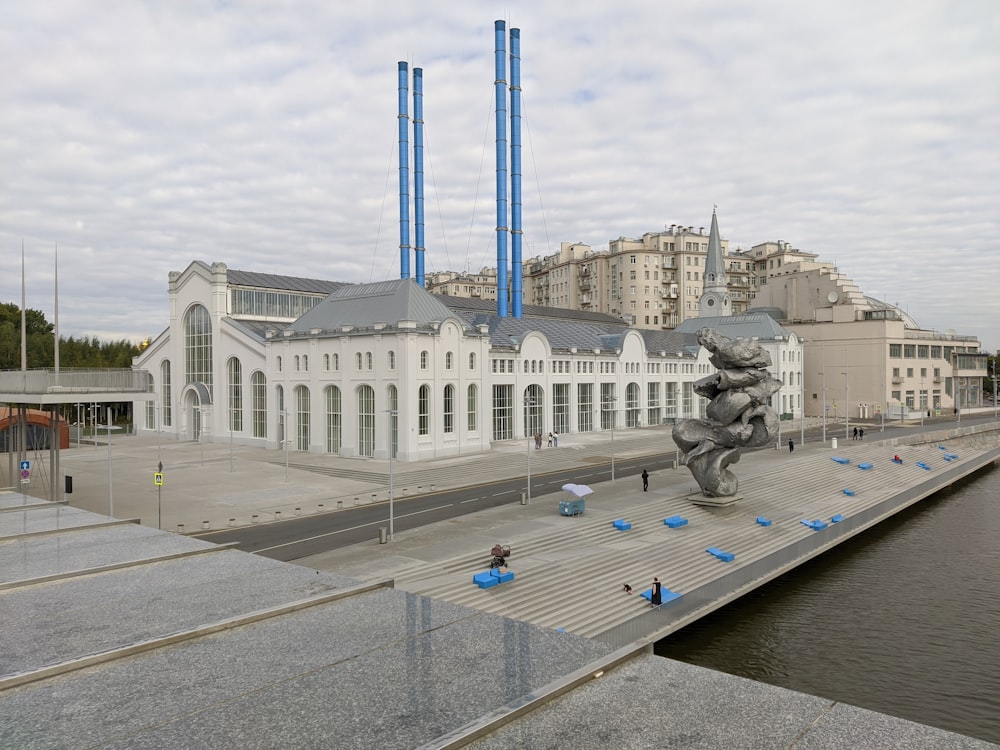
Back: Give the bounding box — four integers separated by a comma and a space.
641, 469, 649, 492
552, 432, 558, 447
651, 576, 662, 607
547, 432, 553, 447
788, 438, 794, 453
852, 426, 858, 440
859, 427, 865, 441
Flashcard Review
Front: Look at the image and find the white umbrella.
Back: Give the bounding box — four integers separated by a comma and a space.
561, 483, 594, 498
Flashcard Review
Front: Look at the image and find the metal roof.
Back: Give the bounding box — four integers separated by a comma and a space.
673, 312, 793, 340
226, 269, 350, 295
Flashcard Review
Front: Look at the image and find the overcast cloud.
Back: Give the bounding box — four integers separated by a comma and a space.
2, 1, 998, 352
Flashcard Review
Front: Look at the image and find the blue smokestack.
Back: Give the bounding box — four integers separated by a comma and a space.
510, 28, 523, 318
397, 61, 411, 280
413, 67, 425, 286
494, 20, 509, 317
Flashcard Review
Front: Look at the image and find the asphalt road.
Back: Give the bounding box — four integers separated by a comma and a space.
195, 452, 680, 560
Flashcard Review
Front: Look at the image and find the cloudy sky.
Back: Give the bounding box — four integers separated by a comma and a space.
3, 1, 998, 352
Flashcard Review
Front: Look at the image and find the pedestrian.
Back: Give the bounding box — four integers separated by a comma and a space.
859, 428, 864, 441
534, 433, 541, 450
788, 438, 794, 453
651, 576, 662, 607
547, 432, 553, 447
623, 583, 632, 594
553, 432, 558, 447
641, 469, 649, 492
852, 426, 858, 440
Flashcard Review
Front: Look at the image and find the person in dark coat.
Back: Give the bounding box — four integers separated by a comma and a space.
651, 576, 662, 606
852, 426, 858, 440
859, 428, 865, 440
641, 469, 649, 491
788, 438, 794, 453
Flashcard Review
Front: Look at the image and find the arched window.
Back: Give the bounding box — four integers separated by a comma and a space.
145, 373, 156, 429
294, 355, 300, 371
366, 352, 373, 370
443, 384, 455, 433
325, 385, 341, 453
184, 304, 213, 396
358, 385, 375, 457
418, 384, 430, 435
323, 353, 330, 371
251, 371, 267, 438
303, 355, 309, 372
524, 384, 543, 437
276, 385, 285, 445
276, 356, 282, 373
388, 351, 396, 370
467, 384, 478, 432
356, 352, 363, 370
625, 382, 641, 427
387, 385, 398, 459
333, 353, 339, 371
539, 360, 544, 374
295, 385, 310, 451
445, 351, 453, 370
160, 360, 172, 427
469, 352, 476, 370
228, 357, 243, 432
523, 360, 529, 374
420, 350, 429, 370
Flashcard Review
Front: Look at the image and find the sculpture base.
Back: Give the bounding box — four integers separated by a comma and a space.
688, 493, 743, 508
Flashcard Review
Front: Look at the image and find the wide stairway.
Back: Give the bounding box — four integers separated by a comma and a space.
391, 439, 991, 640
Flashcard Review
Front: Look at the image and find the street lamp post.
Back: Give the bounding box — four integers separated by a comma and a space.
523, 397, 535, 502
993, 356, 998, 419
385, 409, 397, 541
603, 397, 617, 482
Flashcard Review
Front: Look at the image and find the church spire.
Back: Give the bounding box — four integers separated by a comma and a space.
698, 206, 731, 317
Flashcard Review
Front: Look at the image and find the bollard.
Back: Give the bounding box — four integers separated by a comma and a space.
378, 527, 388, 544
202, 521, 210, 530
520, 491, 528, 505
372, 493, 377, 503
317, 503, 324, 512
251, 514, 259, 524
832, 437, 838, 449
295, 507, 301, 516
229, 518, 236, 527
354, 497, 360, 505
177, 524, 184, 533
337, 500, 343, 509
402, 488, 408, 495
275, 511, 281, 520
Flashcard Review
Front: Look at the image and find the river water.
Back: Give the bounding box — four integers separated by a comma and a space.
655, 462, 1000, 744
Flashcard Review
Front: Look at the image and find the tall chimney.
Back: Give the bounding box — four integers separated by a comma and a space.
413, 67, 425, 286
494, 20, 509, 317
397, 62, 411, 279
509, 28, 523, 318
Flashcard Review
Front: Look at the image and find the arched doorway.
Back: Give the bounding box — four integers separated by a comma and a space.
181, 382, 212, 441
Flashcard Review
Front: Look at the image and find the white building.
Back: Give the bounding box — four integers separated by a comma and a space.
133, 261, 721, 462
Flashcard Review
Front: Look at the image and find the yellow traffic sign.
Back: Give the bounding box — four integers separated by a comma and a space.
154, 472, 164, 486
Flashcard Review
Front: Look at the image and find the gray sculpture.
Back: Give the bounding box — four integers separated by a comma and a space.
672, 328, 781, 498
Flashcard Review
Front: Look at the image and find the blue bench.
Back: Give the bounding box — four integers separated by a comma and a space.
891, 457, 903, 464
831, 514, 844, 523
756, 516, 772, 527
943, 453, 958, 461
706, 546, 735, 562
858, 462, 873, 470
641, 586, 682, 606
612, 519, 632, 531
916, 461, 932, 471
843, 488, 855, 496
801, 519, 828, 531
473, 567, 515, 588
664, 515, 689, 528
832, 456, 850, 464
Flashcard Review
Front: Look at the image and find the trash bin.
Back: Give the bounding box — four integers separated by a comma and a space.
520, 491, 528, 505
832, 437, 838, 449
378, 527, 388, 544
65, 475, 73, 494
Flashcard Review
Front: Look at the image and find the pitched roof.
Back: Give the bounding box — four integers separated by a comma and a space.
673, 312, 792, 341
227, 268, 350, 295
286, 279, 463, 333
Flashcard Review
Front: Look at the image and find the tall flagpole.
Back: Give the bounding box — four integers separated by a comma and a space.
54, 243, 60, 377
21, 240, 27, 371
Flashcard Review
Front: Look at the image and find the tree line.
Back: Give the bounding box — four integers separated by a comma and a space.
0, 302, 144, 370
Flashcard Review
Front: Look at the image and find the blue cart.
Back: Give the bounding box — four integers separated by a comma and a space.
559, 498, 585, 516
